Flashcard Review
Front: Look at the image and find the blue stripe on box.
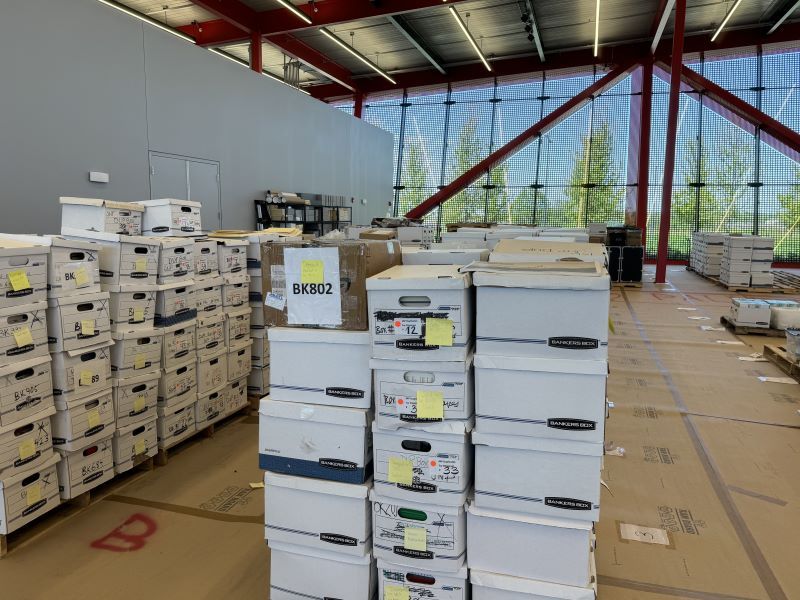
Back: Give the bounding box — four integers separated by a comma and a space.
154, 309, 198, 328
259, 454, 373, 484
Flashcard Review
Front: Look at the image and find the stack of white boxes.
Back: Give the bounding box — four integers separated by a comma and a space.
0, 239, 61, 535
366, 264, 473, 600
720, 235, 775, 288
729, 298, 771, 328
61, 197, 161, 474
465, 258, 607, 598
690, 231, 726, 277
750, 236, 775, 288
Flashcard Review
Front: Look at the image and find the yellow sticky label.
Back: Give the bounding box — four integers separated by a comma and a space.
26, 482, 42, 507
387, 456, 413, 485
608, 316, 616, 334
134, 353, 146, 370
133, 395, 146, 413
416, 391, 444, 420
404, 526, 427, 551
13, 326, 33, 348
87, 409, 101, 428
18, 438, 36, 460
134, 439, 146, 455
425, 318, 453, 347
300, 260, 324, 284
385, 585, 409, 600
79, 370, 94, 387
81, 319, 95, 336
134, 258, 147, 273
8, 270, 31, 291
133, 307, 145, 322
74, 267, 90, 288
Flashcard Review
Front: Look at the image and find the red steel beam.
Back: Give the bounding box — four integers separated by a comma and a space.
188, 0, 258, 32
266, 33, 358, 92
405, 58, 640, 220
354, 92, 364, 119
179, 19, 248, 47
655, 0, 686, 284
250, 30, 263, 73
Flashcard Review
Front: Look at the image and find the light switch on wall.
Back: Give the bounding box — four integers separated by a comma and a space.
89, 171, 110, 183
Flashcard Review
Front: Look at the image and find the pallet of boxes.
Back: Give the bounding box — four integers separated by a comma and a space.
257, 238, 401, 599
462, 241, 608, 599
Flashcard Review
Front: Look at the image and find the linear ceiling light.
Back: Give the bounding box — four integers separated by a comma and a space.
711, 0, 745, 41
767, 0, 800, 35
594, 0, 600, 56
320, 28, 397, 84
274, 0, 312, 25
210, 49, 311, 95
95, 0, 194, 42
449, 6, 491, 71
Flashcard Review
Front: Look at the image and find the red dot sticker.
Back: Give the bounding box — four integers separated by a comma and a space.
430, 460, 437, 467
397, 398, 404, 405
394, 320, 401, 327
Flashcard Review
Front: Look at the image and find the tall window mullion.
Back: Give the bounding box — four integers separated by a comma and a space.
392, 91, 409, 217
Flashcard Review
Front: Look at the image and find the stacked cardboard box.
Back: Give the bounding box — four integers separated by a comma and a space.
0, 239, 61, 534
721, 235, 775, 288
366, 265, 474, 600
464, 256, 608, 597
61, 197, 161, 474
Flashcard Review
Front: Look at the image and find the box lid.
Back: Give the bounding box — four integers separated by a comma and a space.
0, 451, 60, 489
0, 238, 50, 257
210, 237, 248, 248
223, 272, 250, 285
472, 431, 603, 457
377, 559, 468, 579
197, 312, 225, 327
731, 298, 769, 307
0, 354, 51, 379
267, 540, 373, 565
112, 371, 160, 388
111, 327, 161, 341
115, 415, 157, 437
265, 471, 371, 499
370, 354, 473, 372
366, 265, 471, 290
467, 502, 593, 530
196, 276, 224, 289
62, 339, 114, 359
60, 197, 145, 212
157, 280, 193, 292
54, 385, 112, 412
136, 199, 201, 208
103, 283, 158, 293
372, 419, 472, 437
474, 354, 607, 375
0, 234, 99, 253
368, 490, 465, 515
462, 261, 609, 290
490, 239, 606, 261
156, 393, 196, 417
61, 228, 158, 245
159, 320, 197, 335
470, 570, 596, 599
225, 306, 252, 320
0, 300, 48, 318
47, 290, 110, 308
259, 396, 370, 428
268, 327, 369, 345
157, 237, 195, 250
0, 404, 57, 436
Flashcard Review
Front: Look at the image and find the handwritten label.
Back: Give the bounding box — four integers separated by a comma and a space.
74, 267, 90, 288
13, 326, 33, 348
80, 370, 95, 386
404, 527, 427, 551
264, 292, 286, 311
388, 456, 413, 485
8, 270, 30, 291
425, 318, 453, 347
385, 586, 409, 600
416, 390, 444, 420
394, 318, 421, 337
26, 482, 42, 507
18, 438, 36, 460
300, 260, 324, 284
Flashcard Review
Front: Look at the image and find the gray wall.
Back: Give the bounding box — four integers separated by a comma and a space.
0, 0, 393, 234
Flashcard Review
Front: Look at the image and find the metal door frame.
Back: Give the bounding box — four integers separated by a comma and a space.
148, 151, 223, 228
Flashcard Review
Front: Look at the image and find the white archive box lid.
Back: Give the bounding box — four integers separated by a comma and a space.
196, 276, 224, 288
462, 261, 609, 290
268, 326, 369, 346
377, 559, 468, 579
268, 540, 373, 565
0, 404, 55, 437
156, 237, 195, 250
265, 471, 371, 499
0, 354, 51, 379
156, 392, 196, 417
0, 238, 50, 257
157, 280, 194, 292
60, 197, 145, 212
0, 300, 48, 318
111, 370, 160, 389
210, 237, 248, 248
60, 339, 114, 359
486, 229, 539, 240
0, 234, 99, 252
470, 569, 596, 599
259, 397, 372, 428
136, 199, 201, 208
472, 431, 603, 457
158, 320, 196, 334
61, 228, 158, 245
223, 272, 249, 285
47, 290, 109, 308
370, 354, 473, 372
111, 327, 161, 341
366, 265, 471, 290
372, 419, 472, 437
468, 502, 593, 531
197, 312, 225, 327
0, 451, 60, 489
54, 385, 111, 412
369, 489, 465, 515
490, 239, 606, 260
473, 354, 607, 376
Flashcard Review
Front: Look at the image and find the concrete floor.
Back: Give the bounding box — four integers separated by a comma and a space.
1, 266, 798, 599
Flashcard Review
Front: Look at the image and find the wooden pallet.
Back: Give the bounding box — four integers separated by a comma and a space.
763, 345, 800, 382
612, 281, 643, 288
154, 405, 249, 467
719, 315, 785, 337
687, 267, 799, 294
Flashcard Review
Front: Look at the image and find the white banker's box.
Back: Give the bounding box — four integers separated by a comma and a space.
378, 561, 468, 600
466, 261, 610, 360
730, 298, 770, 327
196, 386, 226, 428
195, 277, 223, 316
113, 417, 157, 474
213, 238, 247, 273
60, 197, 144, 236
225, 378, 248, 414
258, 397, 372, 484
402, 246, 489, 266
371, 490, 467, 572
51, 342, 112, 404
52, 388, 115, 452
227, 340, 252, 381
367, 265, 473, 362
160, 321, 196, 369
56, 436, 115, 499
193, 238, 219, 279
372, 421, 472, 506
112, 372, 159, 429
196, 312, 225, 358
269, 327, 371, 409
136, 199, 202, 237
0, 356, 54, 428
60, 232, 159, 287
222, 272, 249, 310
197, 349, 227, 394
467, 503, 594, 586
156, 395, 197, 449
471, 568, 597, 600
0, 407, 56, 477
474, 355, 606, 443
0, 301, 50, 364
110, 328, 162, 379
473, 431, 602, 521
158, 359, 197, 407
0, 240, 49, 310
225, 307, 251, 346
154, 238, 194, 284
155, 282, 196, 327
107, 287, 156, 331
264, 471, 371, 557
371, 356, 473, 429
268, 542, 375, 600
0, 452, 61, 535
47, 291, 111, 353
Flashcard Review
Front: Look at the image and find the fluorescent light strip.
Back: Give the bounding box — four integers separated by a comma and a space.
767, 0, 800, 35
594, 0, 600, 57
274, 0, 312, 25
711, 0, 745, 41
95, 0, 194, 42
449, 6, 491, 72
210, 49, 311, 95
320, 28, 397, 84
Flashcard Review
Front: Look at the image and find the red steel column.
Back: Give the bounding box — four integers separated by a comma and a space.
250, 30, 263, 73
655, 0, 686, 283
354, 92, 364, 119
638, 59, 653, 249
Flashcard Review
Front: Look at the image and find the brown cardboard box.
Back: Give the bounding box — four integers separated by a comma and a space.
261, 239, 402, 330
445, 222, 494, 232
359, 229, 397, 240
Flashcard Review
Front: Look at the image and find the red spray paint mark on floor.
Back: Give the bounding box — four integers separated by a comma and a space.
90, 513, 158, 552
